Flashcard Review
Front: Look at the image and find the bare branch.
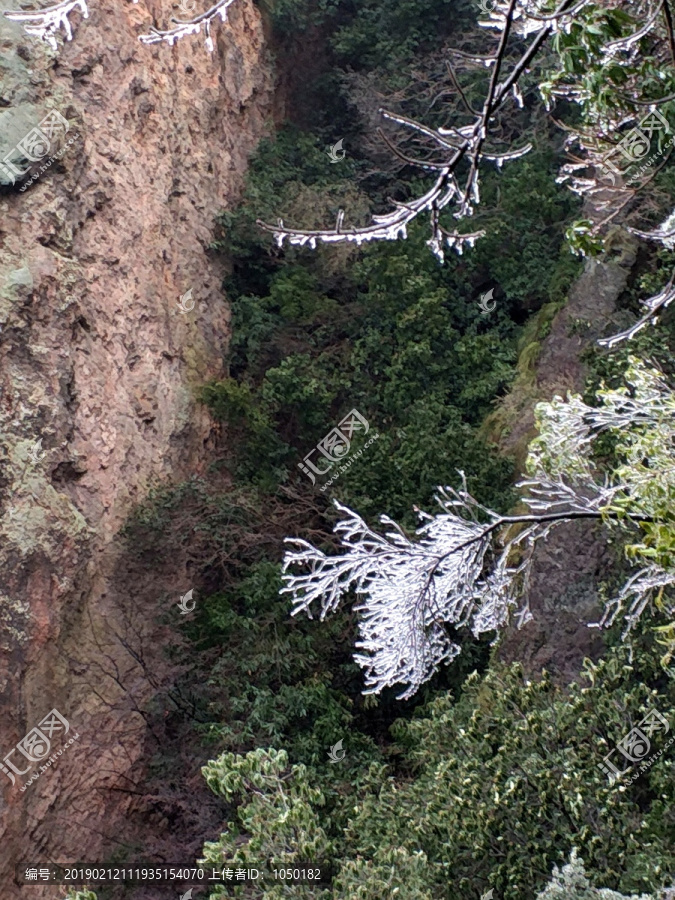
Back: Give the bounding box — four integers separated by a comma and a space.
445, 58, 479, 116
663, 0, 675, 67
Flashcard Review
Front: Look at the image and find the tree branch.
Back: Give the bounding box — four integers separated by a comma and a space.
138, 0, 237, 51
2, 0, 88, 50
258, 0, 565, 262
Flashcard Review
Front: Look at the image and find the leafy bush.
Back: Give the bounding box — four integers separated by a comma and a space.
200, 748, 334, 899
335, 635, 675, 899
262, 0, 474, 70
199, 629, 675, 900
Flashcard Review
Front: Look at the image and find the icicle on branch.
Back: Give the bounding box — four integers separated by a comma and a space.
2, 0, 88, 50
138, 0, 237, 51
598, 274, 675, 348
630, 211, 675, 248
258, 0, 566, 262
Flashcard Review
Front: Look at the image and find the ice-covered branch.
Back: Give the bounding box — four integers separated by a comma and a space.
282, 360, 675, 697
478, 0, 589, 37
527, 359, 675, 632
138, 0, 237, 51
594, 566, 675, 634
542, 0, 675, 236
598, 275, 675, 348
283, 495, 490, 698
258, 0, 548, 262
2, 0, 88, 50
630, 210, 675, 247
259, 169, 486, 262
282, 481, 610, 698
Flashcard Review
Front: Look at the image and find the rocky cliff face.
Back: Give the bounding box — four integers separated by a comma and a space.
0, 0, 275, 889
497, 238, 639, 682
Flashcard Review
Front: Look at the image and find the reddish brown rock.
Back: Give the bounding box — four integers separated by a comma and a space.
0, 0, 275, 891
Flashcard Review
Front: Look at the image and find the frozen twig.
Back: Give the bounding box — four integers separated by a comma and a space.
138, 0, 237, 52
598, 274, 675, 347
3, 0, 88, 50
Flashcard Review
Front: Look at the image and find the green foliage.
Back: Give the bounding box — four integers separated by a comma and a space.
566, 220, 606, 258
207, 123, 582, 520
527, 356, 675, 619
474, 149, 583, 306
200, 748, 334, 899
260, 0, 340, 36
536, 1, 675, 253
341, 635, 675, 898
194, 560, 377, 765
328, 0, 472, 70
214, 128, 366, 298
199, 628, 675, 900
333, 848, 437, 900
262, 0, 474, 69
526, 348, 675, 686
542, 4, 675, 117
